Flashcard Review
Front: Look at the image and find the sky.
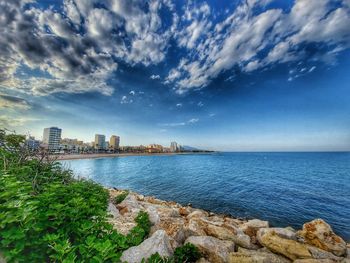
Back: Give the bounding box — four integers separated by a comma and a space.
0, 0, 350, 151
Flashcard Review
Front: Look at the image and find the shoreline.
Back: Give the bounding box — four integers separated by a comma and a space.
108, 188, 350, 262
56, 151, 215, 161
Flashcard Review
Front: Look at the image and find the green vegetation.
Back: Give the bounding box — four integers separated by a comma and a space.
114, 191, 129, 204
0, 130, 151, 262
143, 243, 201, 263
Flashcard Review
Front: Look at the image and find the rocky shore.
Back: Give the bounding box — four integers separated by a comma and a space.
108, 188, 350, 263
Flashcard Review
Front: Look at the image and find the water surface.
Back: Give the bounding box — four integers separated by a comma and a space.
61, 152, 350, 240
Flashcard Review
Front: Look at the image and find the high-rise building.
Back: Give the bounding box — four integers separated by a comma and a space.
170, 141, 179, 152
43, 127, 62, 152
94, 134, 106, 151
109, 135, 120, 151
25, 136, 40, 150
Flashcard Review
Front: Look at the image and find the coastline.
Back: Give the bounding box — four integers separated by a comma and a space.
108, 188, 350, 262
55, 151, 215, 161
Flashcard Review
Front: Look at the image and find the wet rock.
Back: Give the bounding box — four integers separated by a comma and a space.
185, 236, 235, 263
257, 229, 312, 260
298, 219, 347, 257
120, 230, 173, 263
228, 247, 291, 263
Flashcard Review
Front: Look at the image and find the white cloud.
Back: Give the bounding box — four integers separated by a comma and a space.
120, 95, 133, 104
130, 90, 135, 95
188, 118, 199, 123
166, 0, 350, 93
309, 66, 316, 73
150, 74, 161, 80
197, 101, 204, 107
176, 103, 182, 107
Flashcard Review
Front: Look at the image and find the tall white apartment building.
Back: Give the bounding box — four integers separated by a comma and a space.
43, 127, 62, 152
94, 134, 106, 151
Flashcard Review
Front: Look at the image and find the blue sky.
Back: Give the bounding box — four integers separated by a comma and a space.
0, 0, 350, 151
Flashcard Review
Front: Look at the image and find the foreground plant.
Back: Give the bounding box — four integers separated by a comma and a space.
0, 129, 150, 262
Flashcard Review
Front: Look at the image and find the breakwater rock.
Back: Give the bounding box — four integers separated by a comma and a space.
108, 189, 350, 263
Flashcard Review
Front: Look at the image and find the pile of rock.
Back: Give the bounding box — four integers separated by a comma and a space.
108, 189, 350, 263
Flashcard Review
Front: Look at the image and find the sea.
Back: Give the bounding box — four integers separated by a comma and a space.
61, 152, 350, 241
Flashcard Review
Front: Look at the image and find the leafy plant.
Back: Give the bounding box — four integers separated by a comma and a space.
0, 129, 151, 262
144, 243, 201, 263
114, 191, 129, 204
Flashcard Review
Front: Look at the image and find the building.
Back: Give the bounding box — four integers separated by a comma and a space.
61, 138, 90, 153
170, 141, 179, 152
94, 134, 106, 151
109, 135, 120, 151
43, 127, 62, 152
25, 136, 40, 151
147, 144, 163, 153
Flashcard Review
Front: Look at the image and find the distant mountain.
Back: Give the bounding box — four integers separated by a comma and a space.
182, 145, 201, 151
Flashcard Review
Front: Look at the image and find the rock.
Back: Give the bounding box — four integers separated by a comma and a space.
179, 207, 190, 216
257, 229, 312, 261
120, 230, 173, 263
196, 257, 211, 263
307, 245, 344, 261
155, 217, 187, 248
257, 228, 297, 241
145, 206, 160, 225
240, 219, 269, 244
0, 253, 6, 263
185, 236, 235, 263
203, 222, 255, 249
185, 218, 207, 237
298, 219, 347, 257
293, 260, 338, 263
107, 202, 120, 218
228, 247, 291, 263
187, 210, 209, 219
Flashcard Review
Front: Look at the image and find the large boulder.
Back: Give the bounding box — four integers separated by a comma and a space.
185, 236, 235, 263
120, 230, 173, 263
152, 217, 187, 249
293, 260, 339, 263
297, 219, 347, 257
257, 229, 312, 261
185, 218, 207, 237
228, 247, 291, 263
257, 228, 297, 241
240, 219, 269, 242
204, 222, 255, 249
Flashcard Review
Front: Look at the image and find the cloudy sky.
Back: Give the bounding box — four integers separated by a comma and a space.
1, 0, 350, 151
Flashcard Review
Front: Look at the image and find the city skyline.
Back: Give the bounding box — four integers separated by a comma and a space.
1, 0, 350, 151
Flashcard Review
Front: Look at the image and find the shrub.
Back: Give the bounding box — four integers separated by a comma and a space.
144, 243, 201, 263
0, 130, 151, 262
114, 191, 129, 204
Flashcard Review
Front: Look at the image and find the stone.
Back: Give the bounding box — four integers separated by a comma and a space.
185, 236, 235, 263
145, 205, 160, 225
293, 260, 337, 263
0, 253, 6, 263
187, 210, 209, 219
179, 207, 190, 216
257, 229, 312, 261
227, 247, 291, 263
240, 219, 269, 244
185, 218, 207, 237
155, 217, 187, 248
203, 222, 255, 249
257, 228, 297, 241
107, 202, 120, 218
298, 219, 347, 257
196, 257, 211, 263
308, 245, 344, 261
120, 230, 173, 263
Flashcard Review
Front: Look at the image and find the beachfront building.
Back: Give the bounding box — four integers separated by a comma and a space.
25, 136, 40, 151
109, 135, 120, 152
61, 138, 91, 153
43, 127, 62, 152
147, 144, 163, 153
170, 141, 179, 152
94, 134, 106, 152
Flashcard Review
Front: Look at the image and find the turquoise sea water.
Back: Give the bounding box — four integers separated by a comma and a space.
61, 152, 350, 240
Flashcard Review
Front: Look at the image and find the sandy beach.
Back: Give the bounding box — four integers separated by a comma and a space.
55, 152, 213, 161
